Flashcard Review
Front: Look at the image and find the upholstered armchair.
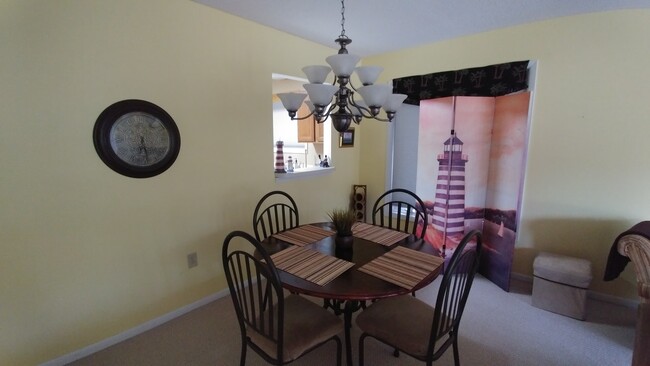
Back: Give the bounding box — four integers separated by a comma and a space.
617, 234, 650, 366
605, 221, 650, 366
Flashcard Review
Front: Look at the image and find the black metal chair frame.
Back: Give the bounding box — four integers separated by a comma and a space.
372, 188, 428, 239
223, 231, 342, 366
253, 191, 299, 241
358, 230, 483, 366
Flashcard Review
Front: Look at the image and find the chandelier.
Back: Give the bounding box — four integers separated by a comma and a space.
276, 0, 407, 133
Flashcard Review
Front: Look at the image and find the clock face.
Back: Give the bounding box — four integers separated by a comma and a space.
93, 100, 180, 178
110, 112, 170, 166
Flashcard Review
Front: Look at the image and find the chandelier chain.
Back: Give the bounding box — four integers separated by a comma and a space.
339, 0, 347, 38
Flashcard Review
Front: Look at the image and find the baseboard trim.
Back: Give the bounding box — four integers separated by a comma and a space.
510, 272, 639, 309
587, 289, 639, 308
40, 288, 231, 366
510, 271, 534, 283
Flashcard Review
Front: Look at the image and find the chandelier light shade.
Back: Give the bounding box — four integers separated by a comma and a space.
276, 0, 407, 133
383, 93, 409, 112
277, 93, 307, 114
355, 66, 383, 85
357, 84, 392, 109
302, 65, 331, 84
303, 84, 339, 106
325, 54, 360, 77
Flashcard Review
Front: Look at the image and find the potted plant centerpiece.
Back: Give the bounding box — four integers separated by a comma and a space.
328, 208, 357, 249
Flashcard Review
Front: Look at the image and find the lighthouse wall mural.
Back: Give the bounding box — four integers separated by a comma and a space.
415, 93, 531, 291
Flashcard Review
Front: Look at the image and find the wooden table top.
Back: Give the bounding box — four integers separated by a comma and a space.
260, 222, 443, 301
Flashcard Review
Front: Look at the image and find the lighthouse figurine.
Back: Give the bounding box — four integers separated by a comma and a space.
274, 141, 286, 173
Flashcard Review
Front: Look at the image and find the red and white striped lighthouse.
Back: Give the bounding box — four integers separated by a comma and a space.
274, 140, 286, 173
432, 131, 468, 236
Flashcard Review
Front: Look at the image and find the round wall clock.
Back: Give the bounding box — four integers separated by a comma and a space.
93, 99, 181, 178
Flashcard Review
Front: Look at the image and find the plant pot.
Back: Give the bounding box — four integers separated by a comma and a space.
335, 243, 353, 261
335, 234, 354, 249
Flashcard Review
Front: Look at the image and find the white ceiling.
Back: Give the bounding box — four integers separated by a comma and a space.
194, 0, 650, 57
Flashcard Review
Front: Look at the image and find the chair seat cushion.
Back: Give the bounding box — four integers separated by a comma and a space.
248, 294, 342, 362
356, 295, 435, 358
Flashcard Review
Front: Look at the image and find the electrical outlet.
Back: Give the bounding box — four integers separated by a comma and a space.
187, 252, 198, 268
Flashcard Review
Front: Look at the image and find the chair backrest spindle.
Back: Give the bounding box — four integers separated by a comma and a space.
253, 191, 300, 241
428, 230, 482, 359
372, 188, 428, 239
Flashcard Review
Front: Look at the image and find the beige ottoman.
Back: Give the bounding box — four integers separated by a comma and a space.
532, 252, 593, 320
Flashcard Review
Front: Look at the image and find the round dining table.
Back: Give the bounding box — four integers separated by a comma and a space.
260, 222, 443, 366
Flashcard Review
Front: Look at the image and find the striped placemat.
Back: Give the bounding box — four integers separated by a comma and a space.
272, 224, 335, 247
270, 246, 355, 286
358, 246, 444, 290
352, 222, 410, 246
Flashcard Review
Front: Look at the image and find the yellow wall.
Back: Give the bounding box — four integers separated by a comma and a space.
0, 1, 360, 364
361, 10, 650, 300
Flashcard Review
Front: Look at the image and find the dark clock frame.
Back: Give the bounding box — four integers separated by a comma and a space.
93, 99, 181, 178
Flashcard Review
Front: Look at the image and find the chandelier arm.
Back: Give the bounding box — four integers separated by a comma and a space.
340, 104, 362, 125
350, 105, 374, 119
347, 94, 374, 118
290, 113, 317, 121
347, 80, 361, 92
346, 96, 391, 122
314, 103, 337, 123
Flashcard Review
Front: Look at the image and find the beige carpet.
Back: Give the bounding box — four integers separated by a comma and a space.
67, 275, 636, 366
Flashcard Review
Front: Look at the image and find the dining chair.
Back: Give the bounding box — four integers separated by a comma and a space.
223, 230, 343, 366
253, 191, 299, 241
372, 188, 428, 239
355, 230, 482, 366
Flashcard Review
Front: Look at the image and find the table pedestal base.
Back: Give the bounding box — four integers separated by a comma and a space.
324, 299, 363, 366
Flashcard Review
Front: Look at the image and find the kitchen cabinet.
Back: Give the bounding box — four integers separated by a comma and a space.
315, 119, 324, 142
297, 103, 324, 143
